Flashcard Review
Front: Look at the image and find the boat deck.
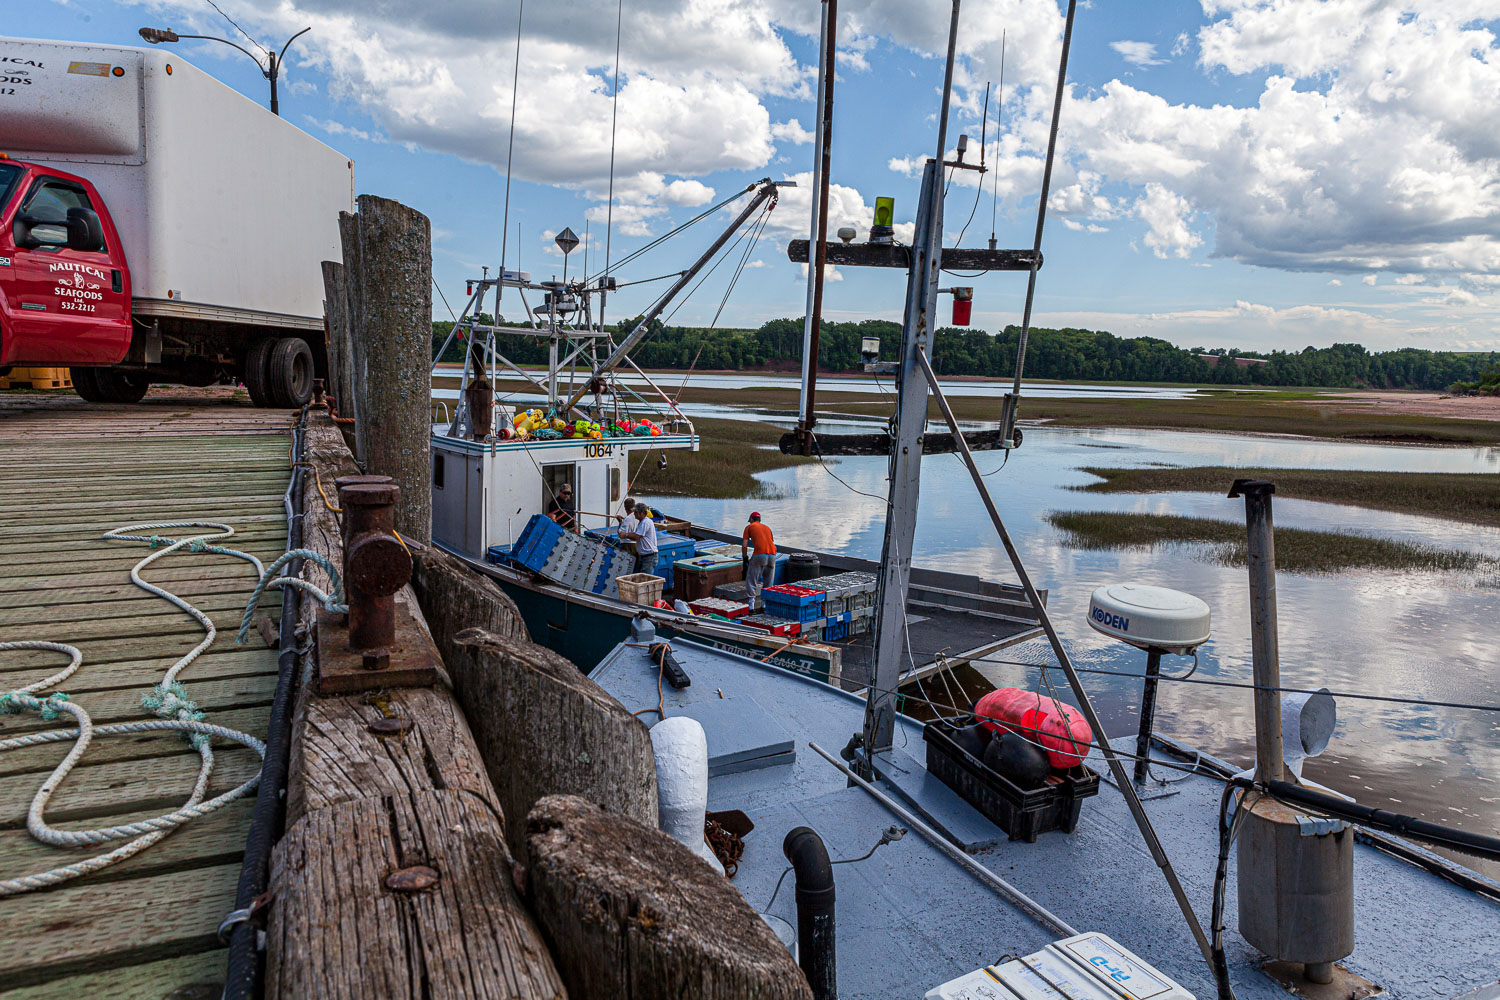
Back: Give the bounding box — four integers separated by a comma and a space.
0, 395, 291, 997
593, 637, 1500, 1000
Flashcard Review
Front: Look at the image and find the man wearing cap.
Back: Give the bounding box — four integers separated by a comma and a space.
619, 497, 659, 576
549, 483, 577, 532
741, 511, 776, 605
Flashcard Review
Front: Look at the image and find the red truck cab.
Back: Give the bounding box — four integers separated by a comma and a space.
0, 156, 134, 373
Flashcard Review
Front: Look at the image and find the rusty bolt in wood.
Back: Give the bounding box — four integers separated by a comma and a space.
338, 482, 412, 659
367, 715, 408, 736
384, 864, 440, 892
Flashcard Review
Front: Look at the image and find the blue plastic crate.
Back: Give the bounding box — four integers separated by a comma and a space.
824, 619, 849, 641
763, 590, 826, 622
486, 544, 514, 566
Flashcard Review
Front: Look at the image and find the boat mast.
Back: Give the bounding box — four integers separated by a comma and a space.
854, 0, 1222, 977
795, 0, 837, 456
861, 0, 960, 755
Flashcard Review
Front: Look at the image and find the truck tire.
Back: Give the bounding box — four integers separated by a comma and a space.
243, 337, 275, 407
267, 337, 314, 408
94, 369, 151, 404
70, 367, 108, 403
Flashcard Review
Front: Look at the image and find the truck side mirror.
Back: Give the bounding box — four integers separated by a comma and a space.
65, 208, 105, 253
15, 214, 68, 250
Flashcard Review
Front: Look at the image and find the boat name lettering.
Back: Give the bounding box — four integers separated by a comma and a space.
1090, 607, 1129, 631
584, 443, 614, 458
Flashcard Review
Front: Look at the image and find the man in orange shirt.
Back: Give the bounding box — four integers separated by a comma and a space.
741, 511, 776, 606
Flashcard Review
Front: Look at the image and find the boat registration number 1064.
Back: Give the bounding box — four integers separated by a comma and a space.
583, 443, 615, 458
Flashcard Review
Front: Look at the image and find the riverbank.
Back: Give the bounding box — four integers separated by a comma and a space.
1078, 466, 1500, 528
667, 385, 1500, 445
1046, 511, 1499, 576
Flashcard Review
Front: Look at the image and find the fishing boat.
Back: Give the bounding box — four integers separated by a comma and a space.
582, 1, 1500, 997
428, 193, 1046, 685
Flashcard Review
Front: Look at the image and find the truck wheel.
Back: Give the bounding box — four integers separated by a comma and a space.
94, 369, 151, 404
243, 337, 275, 407
70, 368, 108, 403
267, 337, 314, 408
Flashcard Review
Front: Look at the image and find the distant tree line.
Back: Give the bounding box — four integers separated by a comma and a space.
432, 315, 1500, 392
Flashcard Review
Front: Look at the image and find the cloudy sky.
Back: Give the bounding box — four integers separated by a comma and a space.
17, 0, 1500, 353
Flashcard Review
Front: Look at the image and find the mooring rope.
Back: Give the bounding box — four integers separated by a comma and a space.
0, 520, 340, 896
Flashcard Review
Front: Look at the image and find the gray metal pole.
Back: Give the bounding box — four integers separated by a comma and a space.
1134, 649, 1162, 784
1232, 479, 1285, 784
862, 160, 938, 755
916, 348, 1214, 964
796, 0, 831, 449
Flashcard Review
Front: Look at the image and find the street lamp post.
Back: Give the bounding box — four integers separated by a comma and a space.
138, 26, 310, 116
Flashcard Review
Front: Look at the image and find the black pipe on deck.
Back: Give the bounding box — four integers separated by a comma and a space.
783, 825, 836, 1000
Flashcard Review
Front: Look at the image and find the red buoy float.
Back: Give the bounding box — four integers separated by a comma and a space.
973, 687, 1093, 769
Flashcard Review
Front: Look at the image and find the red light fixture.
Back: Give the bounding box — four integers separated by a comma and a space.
952, 286, 973, 326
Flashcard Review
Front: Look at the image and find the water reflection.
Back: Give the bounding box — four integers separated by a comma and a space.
643, 422, 1500, 876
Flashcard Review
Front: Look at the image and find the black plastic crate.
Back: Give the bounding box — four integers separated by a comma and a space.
923, 719, 1099, 843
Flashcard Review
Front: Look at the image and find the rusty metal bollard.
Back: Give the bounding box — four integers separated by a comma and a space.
312, 378, 327, 409
338, 481, 412, 670
333, 475, 393, 553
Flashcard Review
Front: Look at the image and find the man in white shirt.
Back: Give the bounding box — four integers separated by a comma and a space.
619, 497, 660, 576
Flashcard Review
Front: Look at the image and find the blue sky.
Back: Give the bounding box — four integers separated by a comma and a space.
15, 0, 1500, 353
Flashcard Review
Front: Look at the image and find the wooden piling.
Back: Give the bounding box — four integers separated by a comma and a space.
338, 195, 432, 545
443, 626, 659, 856
266, 410, 563, 998
526, 794, 814, 1000
319, 260, 357, 429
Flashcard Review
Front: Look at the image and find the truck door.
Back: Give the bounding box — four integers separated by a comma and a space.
2, 174, 131, 365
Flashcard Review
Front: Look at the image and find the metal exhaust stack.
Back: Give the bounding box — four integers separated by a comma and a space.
1229, 480, 1354, 985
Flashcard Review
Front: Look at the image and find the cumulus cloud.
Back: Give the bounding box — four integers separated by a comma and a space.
886, 1, 1500, 298
1110, 40, 1164, 67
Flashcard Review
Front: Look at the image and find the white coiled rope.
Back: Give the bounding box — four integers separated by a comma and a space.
0, 521, 342, 896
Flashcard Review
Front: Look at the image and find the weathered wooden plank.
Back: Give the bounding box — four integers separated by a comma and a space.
447, 627, 658, 855
0, 605, 278, 644
0, 862, 240, 991
0, 590, 278, 627
0, 705, 269, 777
0, 799, 253, 890
526, 794, 812, 1000
0, 576, 269, 610
267, 790, 565, 1000
0, 632, 275, 671
0, 948, 227, 999
0, 560, 284, 593
0, 745, 260, 829
0, 673, 276, 735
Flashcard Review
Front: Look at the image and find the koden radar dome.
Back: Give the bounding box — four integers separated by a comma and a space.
1087, 584, 1210, 655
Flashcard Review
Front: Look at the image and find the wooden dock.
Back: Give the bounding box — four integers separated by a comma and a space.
0, 396, 293, 998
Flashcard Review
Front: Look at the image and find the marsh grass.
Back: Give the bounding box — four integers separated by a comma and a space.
629, 417, 812, 499
1077, 467, 1500, 528
1046, 511, 1496, 575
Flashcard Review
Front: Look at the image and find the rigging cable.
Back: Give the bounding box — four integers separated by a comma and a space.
202, 0, 269, 57
988, 29, 1006, 249
600, 0, 625, 332
497, 0, 526, 305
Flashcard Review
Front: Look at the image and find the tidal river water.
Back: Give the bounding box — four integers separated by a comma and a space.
642, 417, 1500, 876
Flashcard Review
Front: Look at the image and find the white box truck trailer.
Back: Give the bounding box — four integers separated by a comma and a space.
0, 36, 353, 405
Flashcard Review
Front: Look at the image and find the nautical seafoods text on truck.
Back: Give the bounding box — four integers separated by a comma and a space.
0, 37, 353, 406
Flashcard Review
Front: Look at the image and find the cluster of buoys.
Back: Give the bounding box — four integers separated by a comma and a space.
494, 409, 667, 442
973, 688, 1093, 769
605, 418, 663, 437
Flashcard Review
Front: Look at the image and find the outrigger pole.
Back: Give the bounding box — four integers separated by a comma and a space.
795, 0, 838, 456
845, 0, 1220, 976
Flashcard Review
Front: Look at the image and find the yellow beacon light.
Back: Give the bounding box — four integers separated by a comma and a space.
871, 196, 895, 245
